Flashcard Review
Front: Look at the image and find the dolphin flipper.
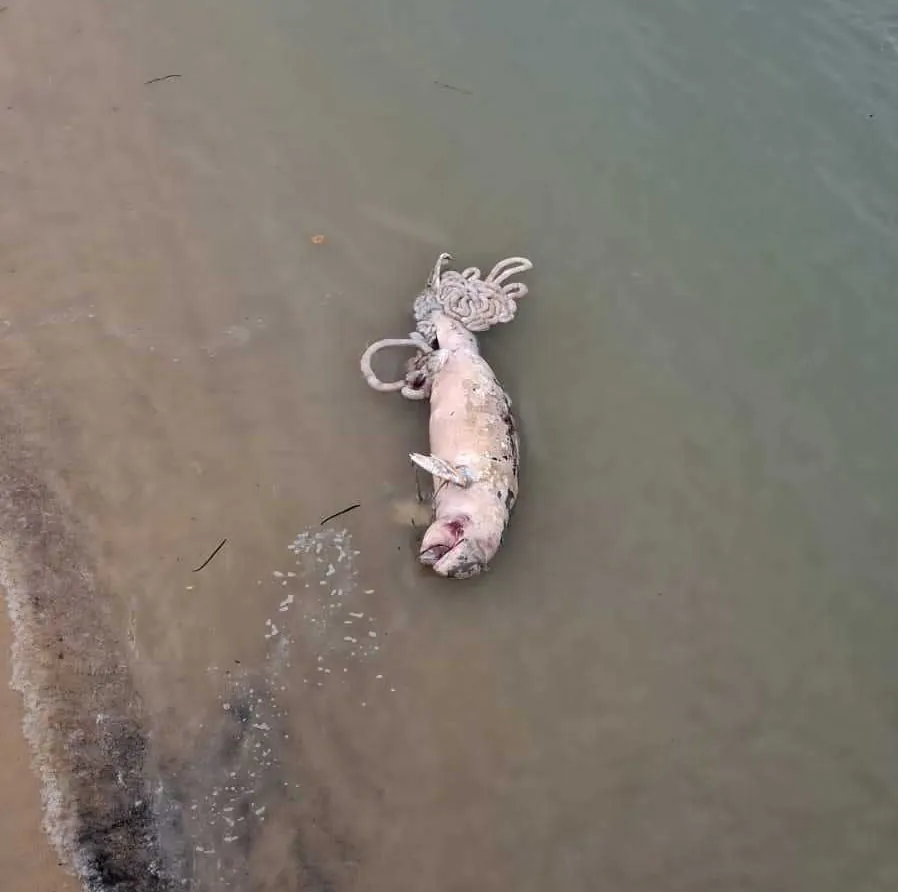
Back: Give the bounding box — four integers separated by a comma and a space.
409, 453, 474, 488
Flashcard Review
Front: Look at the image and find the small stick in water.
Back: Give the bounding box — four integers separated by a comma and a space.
144, 74, 182, 86
434, 80, 473, 96
192, 538, 228, 573
320, 504, 361, 526
415, 466, 425, 504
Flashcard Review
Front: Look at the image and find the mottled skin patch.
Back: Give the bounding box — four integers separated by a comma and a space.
498, 394, 520, 512
414, 315, 522, 577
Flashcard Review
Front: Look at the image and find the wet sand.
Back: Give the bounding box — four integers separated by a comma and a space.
0, 613, 78, 892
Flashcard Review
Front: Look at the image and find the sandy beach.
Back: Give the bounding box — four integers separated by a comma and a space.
0, 613, 78, 891
0, 3, 159, 888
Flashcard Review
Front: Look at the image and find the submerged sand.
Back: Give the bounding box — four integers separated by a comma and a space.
0, 1, 515, 888
0, 1, 387, 887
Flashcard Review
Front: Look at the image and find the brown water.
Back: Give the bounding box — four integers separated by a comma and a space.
3, 0, 898, 890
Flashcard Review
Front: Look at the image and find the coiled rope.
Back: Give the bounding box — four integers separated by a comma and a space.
360, 252, 533, 398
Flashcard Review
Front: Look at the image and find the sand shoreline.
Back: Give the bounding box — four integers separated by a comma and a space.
0, 608, 80, 891
0, 2, 153, 887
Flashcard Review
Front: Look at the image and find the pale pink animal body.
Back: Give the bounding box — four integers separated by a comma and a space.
360, 252, 531, 578
409, 313, 519, 578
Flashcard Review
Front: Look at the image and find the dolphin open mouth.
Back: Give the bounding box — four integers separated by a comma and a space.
419, 518, 468, 570
419, 543, 450, 565
419, 538, 464, 569
422, 539, 485, 579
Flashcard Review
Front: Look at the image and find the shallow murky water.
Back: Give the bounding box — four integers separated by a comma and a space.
3, 0, 898, 889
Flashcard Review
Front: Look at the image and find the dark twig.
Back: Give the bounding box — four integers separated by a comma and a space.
144, 74, 182, 86
434, 80, 473, 96
414, 466, 425, 504
320, 504, 361, 526
192, 538, 228, 573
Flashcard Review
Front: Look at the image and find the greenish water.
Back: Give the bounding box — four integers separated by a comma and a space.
11, 0, 898, 889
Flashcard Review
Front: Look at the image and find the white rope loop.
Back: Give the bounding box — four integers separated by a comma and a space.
486, 257, 533, 288
360, 333, 432, 396
362, 252, 533, 396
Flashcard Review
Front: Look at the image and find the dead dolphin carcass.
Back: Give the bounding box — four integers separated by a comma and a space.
361, 253, 532, 578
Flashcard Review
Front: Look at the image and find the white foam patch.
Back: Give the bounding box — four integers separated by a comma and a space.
281, 527, 381, 661
186, 526, 390, 884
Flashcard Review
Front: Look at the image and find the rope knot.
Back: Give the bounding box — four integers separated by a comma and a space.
361, 252, 533, 398
414, 254, 532, 333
